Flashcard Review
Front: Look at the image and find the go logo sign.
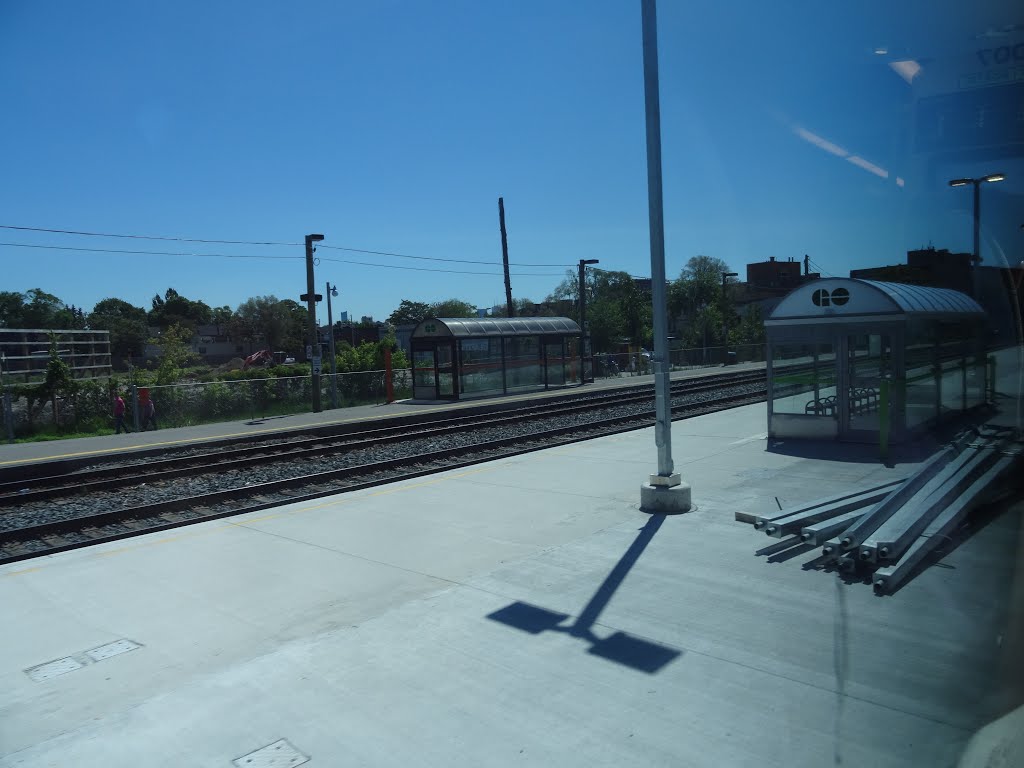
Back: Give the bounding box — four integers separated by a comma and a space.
812, 287, 850, 307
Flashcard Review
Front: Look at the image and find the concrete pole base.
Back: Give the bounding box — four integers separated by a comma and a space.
640, 481, 692, 515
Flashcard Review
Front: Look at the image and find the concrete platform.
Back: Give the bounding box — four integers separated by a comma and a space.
1, 402, 1021, 767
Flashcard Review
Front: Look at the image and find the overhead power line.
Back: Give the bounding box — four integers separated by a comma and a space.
808, 258, 835, 277
319, 256, 564, 277
0, 223, 300, 246
0, 224, 578, 269
317, 242, 575, 268
0, 241, 303, 260
0, 241, 565, 277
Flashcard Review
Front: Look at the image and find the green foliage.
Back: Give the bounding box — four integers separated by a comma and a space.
732, 303, 767, 346
153, 323, 198, 385
234, 295, 306, 353
0, 291, 26, 328
42, 332, 75, 397
429, 298, 476, 318
388, 299, 432, 326
89, 297, 149, 360
149, 288, 212, 331
669, 255, 738, 346
0, 288, 71, 329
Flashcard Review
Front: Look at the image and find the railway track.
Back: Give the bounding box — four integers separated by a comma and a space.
0, 369, 777, 564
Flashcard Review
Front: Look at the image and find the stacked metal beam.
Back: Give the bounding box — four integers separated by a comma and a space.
740, 426, 1022, 595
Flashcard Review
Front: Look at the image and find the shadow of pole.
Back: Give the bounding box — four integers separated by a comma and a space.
569, 513, 665, 640
487, 514, 682, 674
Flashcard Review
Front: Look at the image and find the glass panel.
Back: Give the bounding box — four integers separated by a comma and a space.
437, 343, 454, 397
939, 358, 964, 418
544, 341, 565, 387
459, 338, 504, 397
965, 354, 986, 409
772, 343, 836, 417
412, 349, 436, 399
506, 336, 542, 390
847, 334, 890, 432
568, 336, 583, 384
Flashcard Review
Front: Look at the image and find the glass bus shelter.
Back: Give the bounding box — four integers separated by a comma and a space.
410, 316, 585, 401
765, 279, 987, 444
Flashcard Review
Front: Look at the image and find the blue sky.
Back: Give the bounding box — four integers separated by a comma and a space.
1, 1, 1021, 324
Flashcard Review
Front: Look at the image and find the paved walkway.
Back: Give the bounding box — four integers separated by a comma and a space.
1, 401, 1020, 767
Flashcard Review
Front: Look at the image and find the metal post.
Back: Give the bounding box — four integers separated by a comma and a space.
579, 258, 598, 383
305, 234, 324, 413
579, 260, 586, 337
131, 384, 140, 432
879, 378, 890, 464
326, 281, 338, 409
639, 0, 688, 513
1, 353, 11, 443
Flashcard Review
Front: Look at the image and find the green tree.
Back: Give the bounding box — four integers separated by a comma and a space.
89, 298, 150, 359
0, 291, 26, 327
211, 305, 234, 325
429, 299, 476, 318
149, 288, 212, 331
152, 323, 197, 385
234, 296, 306, 353
53, 304, 88, 329
669, 255, 737, 346
279, 299, 308, 353
587, 298, 625, 352
387, 299, 431, 326
733, 303, 766, 346
22, 289, 64, 328
0, 289, 65, 328
38, 331, 76, 425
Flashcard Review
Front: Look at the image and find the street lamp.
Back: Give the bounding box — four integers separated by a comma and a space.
578, 259, 599, 383
304, 233, 325, 412
948, 173, 1006, 271
721, 271, 738, 364
326, 282, 339, 409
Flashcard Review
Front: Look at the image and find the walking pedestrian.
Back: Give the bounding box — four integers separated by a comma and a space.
142, 397, 157, 431
113, 393, 130, 434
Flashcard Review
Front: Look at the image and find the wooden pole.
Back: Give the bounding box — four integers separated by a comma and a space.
499, 197, 514, 317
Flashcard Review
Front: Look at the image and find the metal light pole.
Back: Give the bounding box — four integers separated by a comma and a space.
304, 233, 325, 413
579, 258, 599, 383
639, 0, 689, 513
326, 282, 339, 409
721, 271, 737, 363
949, 173, 1005, 296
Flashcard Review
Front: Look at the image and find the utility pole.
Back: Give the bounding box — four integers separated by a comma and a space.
499, 197, 514, 317
303, 233, 325, 413
639, 0, 689, 513
326, 282, 338, 409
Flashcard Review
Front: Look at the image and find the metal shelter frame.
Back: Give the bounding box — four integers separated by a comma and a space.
409, 317, 585, 401
765, 279, 988, 446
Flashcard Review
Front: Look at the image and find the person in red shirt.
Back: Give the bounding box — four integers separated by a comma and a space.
113, 394, 130, 434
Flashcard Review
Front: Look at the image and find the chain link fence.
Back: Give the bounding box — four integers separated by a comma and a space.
593, 343, 766, 379
1, 368, 414, 439
143, 368, 413, 429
